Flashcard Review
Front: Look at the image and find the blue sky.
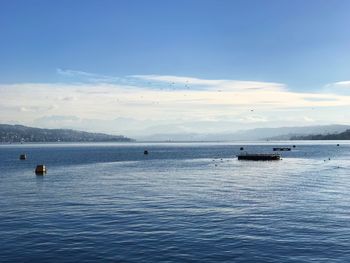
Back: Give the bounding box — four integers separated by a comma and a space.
1, 0, 350, 135
1, 0, 349, 89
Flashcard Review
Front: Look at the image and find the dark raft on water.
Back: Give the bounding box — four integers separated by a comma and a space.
273, 147, 291, 151
237, 154, 281, 161
19, 154, 27, 160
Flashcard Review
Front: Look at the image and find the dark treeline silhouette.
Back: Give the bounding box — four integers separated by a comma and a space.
291, 129, 350, 140
0, 124, 133, 143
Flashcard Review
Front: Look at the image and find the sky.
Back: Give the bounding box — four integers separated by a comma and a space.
0, 0, 350, 137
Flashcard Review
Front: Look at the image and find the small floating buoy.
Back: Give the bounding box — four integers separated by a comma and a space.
292, 145, 296, 148
35, 165, 47, 175
19, 154, 27, 160
144, 150, 149, 155
337, 144, 340, 146
240, 147, 244, 151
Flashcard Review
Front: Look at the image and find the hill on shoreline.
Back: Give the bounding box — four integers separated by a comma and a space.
0, 124, 134, 143
291, 129, 350, 140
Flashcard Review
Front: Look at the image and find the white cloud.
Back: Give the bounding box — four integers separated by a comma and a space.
302, 116, 315, 122
328, 81, 350, 88
238, 115, 268, 123
1, 74, 350, 134
323, 80, 350, 95
56, 68, 122, 83
130, 74, 226, 86
131, 74, 286, 92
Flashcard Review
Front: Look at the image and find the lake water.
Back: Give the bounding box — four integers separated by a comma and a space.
1, 141, 350, 262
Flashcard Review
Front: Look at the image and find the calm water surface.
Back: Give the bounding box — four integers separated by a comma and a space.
0, 141, 350, 262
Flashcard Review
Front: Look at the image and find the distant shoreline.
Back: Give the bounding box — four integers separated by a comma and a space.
1, 140, 350, 147
0, 124, 134, 143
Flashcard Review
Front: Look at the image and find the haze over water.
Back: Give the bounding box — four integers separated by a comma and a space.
1, 142, 350, 262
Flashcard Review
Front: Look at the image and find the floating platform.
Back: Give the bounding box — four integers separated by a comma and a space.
35, 165, 47, 175
237, 154, 281, 161
19, 154, 27, 160
273, 147, 291, 151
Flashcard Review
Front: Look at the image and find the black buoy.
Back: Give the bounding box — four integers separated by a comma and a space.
144, 150, 149, 155
19, 154, 27, 160
292, 145, 296, 148
337, 144, 340, 147
35, 165, 47, 175
240, 147, 244, 151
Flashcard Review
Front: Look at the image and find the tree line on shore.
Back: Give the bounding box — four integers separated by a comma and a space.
0, 124, 133, 143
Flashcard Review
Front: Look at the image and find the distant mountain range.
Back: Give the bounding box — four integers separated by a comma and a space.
136, 124, 350, 141
291, 129, 350, 140
0, 124, 133, 143
1, 123, 349, 143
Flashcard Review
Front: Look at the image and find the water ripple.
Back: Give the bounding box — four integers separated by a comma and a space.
1, 143, 350, 262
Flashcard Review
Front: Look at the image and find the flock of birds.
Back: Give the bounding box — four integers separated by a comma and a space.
118, 79, 257, 113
